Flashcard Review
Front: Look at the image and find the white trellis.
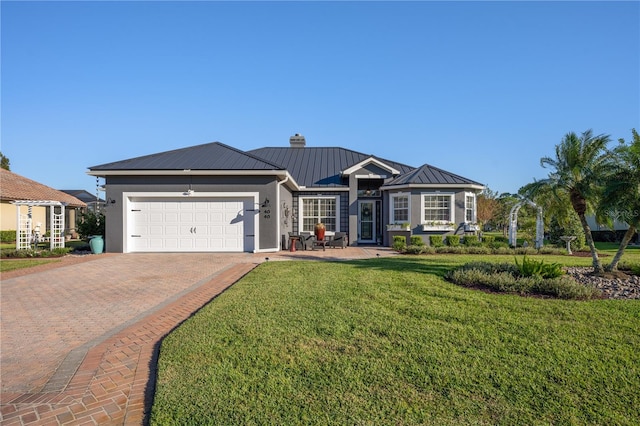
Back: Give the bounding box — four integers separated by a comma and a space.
508, 199, 544, 249
12, 200, 66, 250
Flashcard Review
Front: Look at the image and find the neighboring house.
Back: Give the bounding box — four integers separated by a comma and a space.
87, 135, 484, 253
60, 189, 105, 212
0, 169, 86, 239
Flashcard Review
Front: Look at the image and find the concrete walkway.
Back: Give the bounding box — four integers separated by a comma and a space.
1, 247, 394, 425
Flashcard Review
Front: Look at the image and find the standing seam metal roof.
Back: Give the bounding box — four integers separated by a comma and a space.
382, 164, 483, 186
248, 147, 415, 187
89, 142, 285, 171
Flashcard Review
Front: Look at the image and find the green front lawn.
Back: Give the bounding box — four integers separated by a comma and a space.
1, 258, 62, 272
151, 254, 640, 425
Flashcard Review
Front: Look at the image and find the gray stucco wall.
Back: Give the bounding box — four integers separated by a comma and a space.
103, 175, 283, 252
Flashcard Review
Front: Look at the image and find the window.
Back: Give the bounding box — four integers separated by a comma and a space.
390, 193, 409, 223
300, 196, 339, 232
422, 193, 454, 223
465, 193, 476, 223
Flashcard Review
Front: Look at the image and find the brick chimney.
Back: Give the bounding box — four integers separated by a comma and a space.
289, 133, 306, 148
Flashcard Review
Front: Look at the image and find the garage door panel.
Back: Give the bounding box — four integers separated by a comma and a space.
128, 197, 254, 252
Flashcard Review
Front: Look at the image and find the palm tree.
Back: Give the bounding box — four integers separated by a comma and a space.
601, 129, 640, 272
534, 130, 613, 274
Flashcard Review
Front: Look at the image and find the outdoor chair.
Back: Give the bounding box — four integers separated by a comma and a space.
299, 232, 316, 250
329, 232, 348, 249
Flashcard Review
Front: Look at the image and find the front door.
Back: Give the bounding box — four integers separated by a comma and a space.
358, 201, 376, 243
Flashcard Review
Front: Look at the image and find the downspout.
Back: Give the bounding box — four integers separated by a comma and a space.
275, 175, 289, 251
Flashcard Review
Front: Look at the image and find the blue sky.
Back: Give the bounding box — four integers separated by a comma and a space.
2, 1, 638, 195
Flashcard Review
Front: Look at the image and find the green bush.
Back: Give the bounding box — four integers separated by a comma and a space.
0, 247, 71, 258
482, 235, 495, 244
410, 236, 425, 246
446, 261, 600, 300
76, 210, 105, 239
463, 235, 480, 246
435, 246, 465, 254
429, 235, 444, 247
0, 230, 16, 243
446, 235, 460, 246
514, 255, 564, 279
465, 246, 491, 255
405, 245, 426, 254
392, 235, 407, 252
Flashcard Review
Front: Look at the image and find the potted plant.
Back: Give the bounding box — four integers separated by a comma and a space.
314, 222, 326, 240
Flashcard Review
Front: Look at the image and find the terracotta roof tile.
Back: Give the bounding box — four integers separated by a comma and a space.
0, 169, 86, 207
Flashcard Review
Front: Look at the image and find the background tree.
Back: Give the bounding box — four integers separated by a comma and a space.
520, 182, 585, 252
599, 129, 640, 271
529, 130, 613, 273
476, 187, 499, 230
76, 210, 105, 239
0, 152, 10, 170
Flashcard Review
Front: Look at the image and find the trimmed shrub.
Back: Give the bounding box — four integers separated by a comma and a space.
405, 245, 425, 254
429, 235, 444, 247
482, 235, 495, 244
0, 230, 16, 243
465, 246, 491, 255
435, 246, 465, 254
392, 235, 407, 252
446, 235, 460, 246
463, 235, 480, 246
410, 236, 425, 246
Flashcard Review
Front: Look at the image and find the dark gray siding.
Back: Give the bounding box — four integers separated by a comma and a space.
103, 175, 280, 252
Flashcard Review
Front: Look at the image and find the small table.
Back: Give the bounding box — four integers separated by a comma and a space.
289, 235, 301, 252
312, 236, 331, 251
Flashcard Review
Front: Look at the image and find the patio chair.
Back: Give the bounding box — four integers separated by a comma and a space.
329, 232, 348, 249
299, 232, 316, 250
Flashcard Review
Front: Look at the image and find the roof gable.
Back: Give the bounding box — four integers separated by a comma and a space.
383, 164, 483, 188
248, 147, 414, 187
0, 169, 86, 207
341, 157, 401, 176
89, 142, 284, 171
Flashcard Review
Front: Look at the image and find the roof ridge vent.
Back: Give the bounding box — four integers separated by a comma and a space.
289, 133, 306, 148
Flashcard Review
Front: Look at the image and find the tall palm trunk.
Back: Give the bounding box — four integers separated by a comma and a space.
576, 212, 604, 274
570, 189, 604, 273
606, 225, 638, 272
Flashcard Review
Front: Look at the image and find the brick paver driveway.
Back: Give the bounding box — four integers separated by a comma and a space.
1, 247, 393, 425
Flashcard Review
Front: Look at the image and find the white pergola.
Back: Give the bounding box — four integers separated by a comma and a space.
11, 200, 66, 250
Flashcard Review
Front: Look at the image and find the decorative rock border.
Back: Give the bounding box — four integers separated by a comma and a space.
564, 267, 640, 299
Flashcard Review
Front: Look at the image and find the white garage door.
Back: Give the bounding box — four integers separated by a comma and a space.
127, 197, 255, 252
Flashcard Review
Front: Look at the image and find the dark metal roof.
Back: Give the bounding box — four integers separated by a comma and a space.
248, 147, 414, 187
89, 142, 284, 171
60, 190, 104, 204
383, 163, 483, 187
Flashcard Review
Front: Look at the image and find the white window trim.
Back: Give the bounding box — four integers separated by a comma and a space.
465, 192, 477, 224
420, 192, 455, 224
298, 195, 341, 233
389, 192, 411, 225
